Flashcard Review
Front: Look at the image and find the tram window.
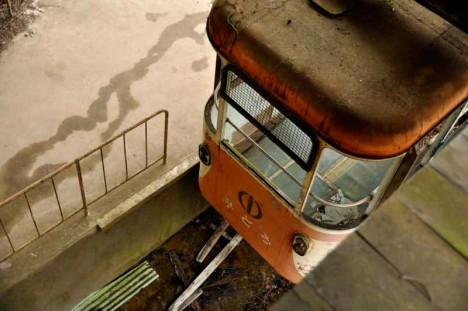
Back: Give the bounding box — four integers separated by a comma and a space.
222, 69, 314, 169
223, 104, 306, 205
303, 148, 398, 226
220, 68, 315, 206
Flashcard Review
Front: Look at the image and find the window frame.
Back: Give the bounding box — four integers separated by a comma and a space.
220, 65, 318, 171
301, 143, 404, 229
221, 112, 307, 206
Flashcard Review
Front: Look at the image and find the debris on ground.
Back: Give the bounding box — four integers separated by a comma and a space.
118, 208, 293, 310
0, 0, 40, 53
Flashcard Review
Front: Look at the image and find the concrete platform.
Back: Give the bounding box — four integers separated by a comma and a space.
0, 1, 215, 309
0, 0, 215, 201
0, 156, 209, 311
271, 127, 468, 311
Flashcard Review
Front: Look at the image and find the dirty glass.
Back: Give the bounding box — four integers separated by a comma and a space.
223, 69, 314, 169
223, 103, 306, 206
303, 148, 398, 226
220, 68, 316, 206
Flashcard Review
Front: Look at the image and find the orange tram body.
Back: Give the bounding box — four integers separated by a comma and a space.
198, 0, 467, 283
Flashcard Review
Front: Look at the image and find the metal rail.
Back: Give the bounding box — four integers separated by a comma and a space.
0, 110, 169, 261
309, 190, 372, 209
226, 118, 303, 186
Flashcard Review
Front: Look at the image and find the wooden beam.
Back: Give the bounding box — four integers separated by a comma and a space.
6, 0, 14, 17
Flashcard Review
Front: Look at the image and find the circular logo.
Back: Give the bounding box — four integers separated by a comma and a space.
238, 190, 262, 219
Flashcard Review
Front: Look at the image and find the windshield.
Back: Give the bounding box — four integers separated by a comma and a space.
303, 148, 399, 227
217, 66, 399, 219
220, 67, 316, 206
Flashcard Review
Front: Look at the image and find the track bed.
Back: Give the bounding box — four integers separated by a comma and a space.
118, 208, 292, 311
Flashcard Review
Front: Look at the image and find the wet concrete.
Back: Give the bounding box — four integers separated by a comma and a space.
0, 0, 215, 201
0, 0, 216, 254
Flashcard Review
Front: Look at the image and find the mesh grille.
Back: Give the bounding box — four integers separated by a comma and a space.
224, 69, 313, 165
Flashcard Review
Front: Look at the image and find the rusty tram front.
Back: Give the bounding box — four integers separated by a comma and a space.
198, 0, 467, 283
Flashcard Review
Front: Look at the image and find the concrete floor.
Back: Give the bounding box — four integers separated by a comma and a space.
0, 2, 218, 306
0, 0, 215, 201
272, 128, 468, 311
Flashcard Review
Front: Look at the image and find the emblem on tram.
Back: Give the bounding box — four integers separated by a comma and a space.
238, 191, 262, 219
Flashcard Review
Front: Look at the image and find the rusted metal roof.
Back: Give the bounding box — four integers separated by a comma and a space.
207, 0, 468, 158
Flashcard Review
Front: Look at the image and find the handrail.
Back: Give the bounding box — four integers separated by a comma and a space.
309, 190, 372, 209
0, 110, 168, 208
0, 110, 168, 260
225, 118, 303, 186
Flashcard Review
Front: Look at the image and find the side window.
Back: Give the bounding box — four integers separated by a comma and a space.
303, 148, 398, 226
221, 68, 315, 206
223, 104, 306, 205
222, 69, 315, 169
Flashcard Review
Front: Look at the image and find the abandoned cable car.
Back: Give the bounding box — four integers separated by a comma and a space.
196, 0, 467, 285
170, 0, 467, 308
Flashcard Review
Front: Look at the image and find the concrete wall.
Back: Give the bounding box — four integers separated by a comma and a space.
0, 165, 208, 311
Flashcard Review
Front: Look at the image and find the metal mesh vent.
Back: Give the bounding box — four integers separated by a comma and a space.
224, 69, 313, 166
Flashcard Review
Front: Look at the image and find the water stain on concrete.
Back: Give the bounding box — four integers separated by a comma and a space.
0, 12, 208, 201
192, 56, 209, 72
45, 70, 65, 82
45, 62, 67, 82
145, 12, 166, 23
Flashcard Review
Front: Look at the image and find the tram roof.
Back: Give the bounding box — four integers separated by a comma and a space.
207, 0, 468, 158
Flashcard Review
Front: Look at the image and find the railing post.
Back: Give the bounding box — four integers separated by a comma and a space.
100, 148, 108, 193
163, 111, 169, 165
123, 134, 129, 179
51, 178, 65, 221
75, 160, 89, 216
0, 217, 15, 253
145, 121, 148, 167
24, 193, 41, 236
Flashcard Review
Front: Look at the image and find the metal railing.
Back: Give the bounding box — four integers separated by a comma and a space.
226, 118, 303, 186
0, 110, 168, 261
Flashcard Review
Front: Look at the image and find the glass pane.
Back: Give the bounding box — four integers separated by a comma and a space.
223, 104, 306, 206
303, 148, 397, 226
224, 69, 313, 167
